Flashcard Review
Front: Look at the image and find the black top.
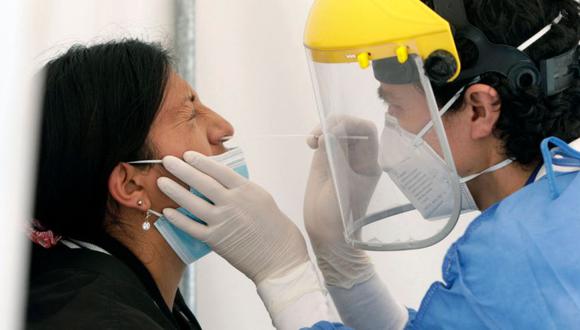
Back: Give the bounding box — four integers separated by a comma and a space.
26, 234, 202, 330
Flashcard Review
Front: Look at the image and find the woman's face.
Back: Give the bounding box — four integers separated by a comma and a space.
141, 70, 234, 212
149, 71, 234, 158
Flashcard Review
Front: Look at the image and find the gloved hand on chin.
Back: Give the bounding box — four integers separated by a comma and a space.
157, 151, 335, 329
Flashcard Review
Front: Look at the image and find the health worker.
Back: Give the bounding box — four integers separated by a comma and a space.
155, 0, 580, 329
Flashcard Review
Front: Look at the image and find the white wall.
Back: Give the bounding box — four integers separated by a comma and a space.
31, 0, 174, 69
195, 1, 476, 329
195, 1, 318, 328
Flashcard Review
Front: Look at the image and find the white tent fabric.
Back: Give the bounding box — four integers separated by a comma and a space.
0, 1, 39, 328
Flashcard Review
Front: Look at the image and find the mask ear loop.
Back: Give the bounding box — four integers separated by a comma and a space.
412, 76, 481, 145
410, 76, 514, 181
414, 10, 564, 146
143, 209, 163, 231
459, 158, 514, 183
137, 198, 163, 231
128, 160, 163, 165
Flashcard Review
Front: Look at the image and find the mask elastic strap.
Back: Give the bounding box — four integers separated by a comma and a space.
127, 160, 163, 165
148, 209, 163, 218
412, 77, 481, 145
413, 88, 463, 142
459, 158, 514, 183
518, 12, 563, 51
414, 12, 562, 145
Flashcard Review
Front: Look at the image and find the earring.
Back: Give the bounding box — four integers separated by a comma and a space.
138, 200, 151, 231
143, 210, 152, 231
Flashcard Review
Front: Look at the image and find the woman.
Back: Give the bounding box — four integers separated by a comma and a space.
27, 39, 235, 329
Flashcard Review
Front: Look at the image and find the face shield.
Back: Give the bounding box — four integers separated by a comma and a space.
304, 0, 468, 250
307, 46, 471, 250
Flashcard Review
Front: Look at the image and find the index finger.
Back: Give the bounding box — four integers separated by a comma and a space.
162, 155, 227, 203
183, 150, 247, 189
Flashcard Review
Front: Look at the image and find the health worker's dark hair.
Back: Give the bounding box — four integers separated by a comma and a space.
33, 39, 171, 240
427, 0, 580, 165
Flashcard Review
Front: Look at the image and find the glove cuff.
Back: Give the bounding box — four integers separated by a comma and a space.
257, 261, 331, 321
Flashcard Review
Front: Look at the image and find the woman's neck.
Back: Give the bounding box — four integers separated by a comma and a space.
110, 226, 186, 309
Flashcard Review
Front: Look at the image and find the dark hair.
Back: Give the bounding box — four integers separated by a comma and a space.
34, 39, 171, 240
427, 0, 580, 165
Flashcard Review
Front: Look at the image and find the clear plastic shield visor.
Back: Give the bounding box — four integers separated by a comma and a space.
308, 51, 462, 250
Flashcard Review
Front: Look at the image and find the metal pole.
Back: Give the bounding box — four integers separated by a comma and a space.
174, 0, 197, 312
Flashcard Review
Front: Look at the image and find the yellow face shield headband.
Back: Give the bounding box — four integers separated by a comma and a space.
304, 0, 462, 82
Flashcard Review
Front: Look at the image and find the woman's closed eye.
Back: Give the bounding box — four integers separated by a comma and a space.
188, 106, 197, 120
187, 94, 197, 120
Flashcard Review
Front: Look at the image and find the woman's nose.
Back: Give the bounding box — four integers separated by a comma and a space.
207, 110, 235, 147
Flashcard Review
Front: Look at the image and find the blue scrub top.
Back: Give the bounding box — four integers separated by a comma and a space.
304, 138, 580, 330
406, 169, 580, 329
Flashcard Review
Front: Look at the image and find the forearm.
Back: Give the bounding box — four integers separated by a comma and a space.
258, 260, 408, 330
257, 261, 340, 330
327, 272, 408, 330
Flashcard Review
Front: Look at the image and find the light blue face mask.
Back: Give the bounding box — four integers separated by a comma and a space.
128, 147, 249, 264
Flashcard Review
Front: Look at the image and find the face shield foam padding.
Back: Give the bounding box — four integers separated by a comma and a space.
372, 55, 420, 85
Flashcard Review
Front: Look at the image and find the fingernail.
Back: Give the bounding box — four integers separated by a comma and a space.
165, 155, 186, 172
157, 177, 171, 191
162, 209, 172, 220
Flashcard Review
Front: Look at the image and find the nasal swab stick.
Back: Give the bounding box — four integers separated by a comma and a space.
255, 134, 368, 140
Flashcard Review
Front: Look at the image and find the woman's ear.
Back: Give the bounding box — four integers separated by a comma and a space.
463, 83, 501, 140
108, 163, 151, 212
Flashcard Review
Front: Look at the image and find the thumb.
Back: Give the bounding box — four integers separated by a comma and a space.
307, 125, 323, 149
307, 137, 333, 190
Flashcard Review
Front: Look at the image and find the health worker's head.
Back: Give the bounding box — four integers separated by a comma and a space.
379, 0, 580, 180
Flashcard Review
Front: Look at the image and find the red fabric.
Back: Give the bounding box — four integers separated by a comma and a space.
28, 219, 61, 248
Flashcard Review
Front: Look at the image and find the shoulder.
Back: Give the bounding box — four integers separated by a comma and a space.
26, 245, 169, 329
411, 171, 580, 328
451, 171, 580, 256
445, 172, 580, 282
28, 283, 164, 329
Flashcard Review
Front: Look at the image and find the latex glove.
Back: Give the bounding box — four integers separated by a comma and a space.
157, 151, 309, 285
304, 116, 382, 289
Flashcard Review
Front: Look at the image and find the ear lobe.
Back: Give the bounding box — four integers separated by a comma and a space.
108, 163, 149, 212
464, 84, 501, 140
